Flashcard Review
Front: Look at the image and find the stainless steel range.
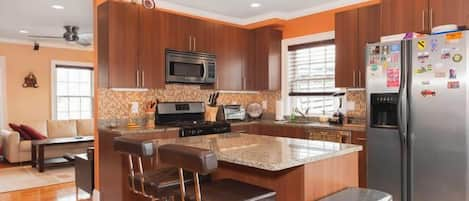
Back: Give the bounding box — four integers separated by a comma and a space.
156, 102, 231, 137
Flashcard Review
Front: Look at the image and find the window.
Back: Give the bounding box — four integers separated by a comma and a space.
54, 65, 93, 120
287, 39, 337, 116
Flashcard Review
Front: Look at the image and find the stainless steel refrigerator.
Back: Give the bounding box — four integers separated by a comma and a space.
366, 31, 469, 201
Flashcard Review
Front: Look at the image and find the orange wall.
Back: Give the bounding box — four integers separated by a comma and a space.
0, 42, 94, 123
280, 0, 381, 38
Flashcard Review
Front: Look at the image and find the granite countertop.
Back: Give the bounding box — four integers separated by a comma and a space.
99, 125, 179, 135
156, 133, 362, 171
231, 120, 366, 132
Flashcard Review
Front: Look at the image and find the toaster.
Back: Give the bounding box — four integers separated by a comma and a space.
217, 105, 246, 121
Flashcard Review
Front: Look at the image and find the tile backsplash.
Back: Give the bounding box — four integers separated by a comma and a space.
345, 89, 366, 119
98, 84, 280, 120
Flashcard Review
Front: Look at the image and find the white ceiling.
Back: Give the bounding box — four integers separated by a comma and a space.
0, 0, 93, 49
157, 0, 368, 25
0, 0, 367, 49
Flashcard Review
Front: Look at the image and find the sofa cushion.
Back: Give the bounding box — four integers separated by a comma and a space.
21, 124, 47, 140
9, 123, 31, 140
20, 120, 48, 137
47, 120, 77, 138
77, 119, 94, 136
19, 140, 31, 152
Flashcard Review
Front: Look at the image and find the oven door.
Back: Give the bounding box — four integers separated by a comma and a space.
166, 55, 207, 84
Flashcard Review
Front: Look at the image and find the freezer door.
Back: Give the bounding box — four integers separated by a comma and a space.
409, 32, 468, 201
368, 127, 404, 201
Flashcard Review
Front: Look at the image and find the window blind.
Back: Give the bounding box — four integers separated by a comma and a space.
288, 40, 336, 96
287, 40, 336, 116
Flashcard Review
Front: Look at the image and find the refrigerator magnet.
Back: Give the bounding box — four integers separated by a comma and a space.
417, 40, 426, 50
434, 71, 446, 78
417, 52, 430, 63
452, 54, 463, 63
441, 49, 451, 59
421, 89, 436, 97
416, 66, 427, 74
421, 81, 431, 86
449, 69, 457, 79
447, 81, 460, 89
431, 39, 438, 52
426, 64, 433, 72
445, 32, 463, 43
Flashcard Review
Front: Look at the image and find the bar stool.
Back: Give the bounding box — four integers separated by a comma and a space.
113, 137, 180, 201
158, 144, 276, 201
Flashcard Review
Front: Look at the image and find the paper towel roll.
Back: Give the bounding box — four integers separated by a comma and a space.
275, 100, 284, 121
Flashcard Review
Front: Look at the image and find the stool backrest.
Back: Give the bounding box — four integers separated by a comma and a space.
159, 144, 217, 175
113, 137, 156, 157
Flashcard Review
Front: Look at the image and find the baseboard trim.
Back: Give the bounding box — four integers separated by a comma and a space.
92, 189, 100, 201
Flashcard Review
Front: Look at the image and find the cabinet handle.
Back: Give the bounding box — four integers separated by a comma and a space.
352, 71, 356, 87
136, 70, 140, 88
242, 77, 246, 90
422, 10, 426, 32
429, 8, 433, 30
193, 37, 196, 52
141, 69, 145, 88
356, 137, 367, 141
358, 71, 362, 88
189, 36, 192, 51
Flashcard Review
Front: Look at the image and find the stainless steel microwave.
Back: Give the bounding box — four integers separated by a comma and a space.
165, 49, 216, 84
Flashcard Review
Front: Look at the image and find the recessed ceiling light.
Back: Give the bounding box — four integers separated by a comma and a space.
250, 3, 261, 8
19, 30, 29, 34
51, 5, 65, 10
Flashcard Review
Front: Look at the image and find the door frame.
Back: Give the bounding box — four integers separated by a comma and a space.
0, 56, 6, 129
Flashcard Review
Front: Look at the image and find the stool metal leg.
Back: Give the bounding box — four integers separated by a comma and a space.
178, 168, 186, 201
193, 172, 201, 201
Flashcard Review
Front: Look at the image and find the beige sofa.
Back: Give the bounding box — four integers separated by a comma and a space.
1, 119, 94, 163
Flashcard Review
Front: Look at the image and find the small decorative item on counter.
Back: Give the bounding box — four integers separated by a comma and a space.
128, 102, 140, 128
144, 101, 156, 129
246, 102, 263, 120
22, 72, 39, 88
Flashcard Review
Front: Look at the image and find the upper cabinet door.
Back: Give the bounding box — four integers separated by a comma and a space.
190, 18, 216, 54
381, 0, 429, 35
429, 0, 469, 28
358, 5, 381, 88
161, 13, 192, 52
215, 25, 244, 90
335, 9, 358, 88
98, 2, 140, 88
139, 8, 164, 89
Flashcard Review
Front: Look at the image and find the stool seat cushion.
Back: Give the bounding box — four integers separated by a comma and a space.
129, 168, 179, 197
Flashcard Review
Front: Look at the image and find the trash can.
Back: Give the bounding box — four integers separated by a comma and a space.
319, 188, 392, 201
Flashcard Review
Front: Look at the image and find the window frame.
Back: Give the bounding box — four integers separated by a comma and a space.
281, 31, 336, 117
51, 60, 94, 120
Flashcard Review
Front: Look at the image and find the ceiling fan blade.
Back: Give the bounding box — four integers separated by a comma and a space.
28, 35, 63, 39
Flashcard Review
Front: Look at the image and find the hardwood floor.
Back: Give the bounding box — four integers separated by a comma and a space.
0, 182, 91, 201
0, 160, 91, 201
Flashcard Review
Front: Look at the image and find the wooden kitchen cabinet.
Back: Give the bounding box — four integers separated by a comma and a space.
335, 9, 358, 88
351, 131, 367, 187
429, 0, 469, 28
381, 0, 469, 36
248, 27, 282, 91
98, 1, 164, 88
335, 5, 380, 88
161, 13, 216, 53
380, 0, 427, 35
215, 25, 248, 90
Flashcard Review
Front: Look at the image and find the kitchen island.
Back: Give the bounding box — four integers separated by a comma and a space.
124, 132, 360, 201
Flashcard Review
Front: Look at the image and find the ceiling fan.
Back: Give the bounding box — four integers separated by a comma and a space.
28, 25, 92, 47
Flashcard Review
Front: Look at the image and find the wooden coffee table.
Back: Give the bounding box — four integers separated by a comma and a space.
31, 136, 94, 172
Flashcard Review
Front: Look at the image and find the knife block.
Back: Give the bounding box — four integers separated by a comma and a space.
205, 106, 218, 122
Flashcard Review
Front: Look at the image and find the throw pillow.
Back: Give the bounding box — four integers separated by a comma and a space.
9, 123, 32, 140
20, 124, 47, 140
